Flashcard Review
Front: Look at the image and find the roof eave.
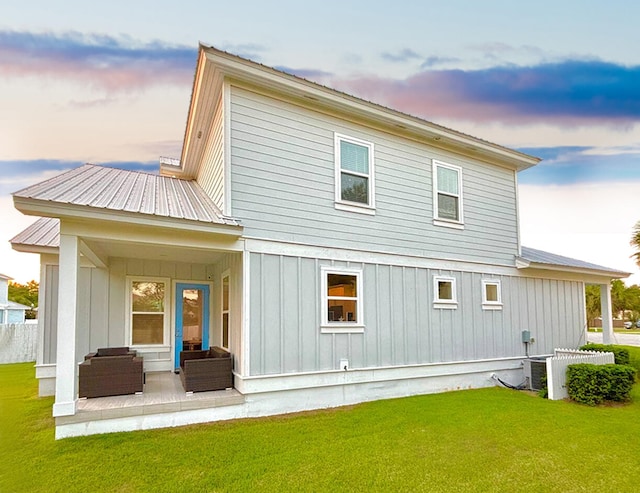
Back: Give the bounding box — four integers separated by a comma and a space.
516, 257, 630, 279
197, 45, 540, 172
12, 197, 243, 237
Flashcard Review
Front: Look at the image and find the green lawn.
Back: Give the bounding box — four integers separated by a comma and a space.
2, 350, 640, 493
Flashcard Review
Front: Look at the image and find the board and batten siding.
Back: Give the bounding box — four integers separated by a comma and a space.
248, 252, 586, 376
196, 91, 225, 212
229, 85, 519, 266
39, 264, 108, 365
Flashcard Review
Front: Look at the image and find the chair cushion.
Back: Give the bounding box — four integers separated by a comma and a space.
96, 347, 131, 357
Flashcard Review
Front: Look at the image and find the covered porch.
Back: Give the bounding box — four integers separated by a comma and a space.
56, 371, 245, 438
11, 165, 247, 434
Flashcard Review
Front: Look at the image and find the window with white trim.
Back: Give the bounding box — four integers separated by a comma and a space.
482, 280, 502, 310
335, 133, 375, 214
128, 278, 170, 346
433, 160, 463, 227
321, 267, 364, 333
433, 275, 457, 309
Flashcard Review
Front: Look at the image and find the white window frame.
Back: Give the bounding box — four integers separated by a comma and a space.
334, 133, 375, 215
482, 279, 503, 310
433, 160, 464, 229
320, 266, 364, 333
125, 276, 171, 349
221, 269, 230, 350
433, 275, 458, 309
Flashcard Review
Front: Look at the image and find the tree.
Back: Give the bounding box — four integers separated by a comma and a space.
585, 284, 601, 326
632, 220, 640, 268
8, 280, 39, 319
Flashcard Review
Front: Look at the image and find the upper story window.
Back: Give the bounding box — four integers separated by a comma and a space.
482, 279, 503, 310
320, 266, 364, 333
128, 278, 170, 346
335, 133, 375, 215
433, 160, 463, 228
433, 275, 457, 309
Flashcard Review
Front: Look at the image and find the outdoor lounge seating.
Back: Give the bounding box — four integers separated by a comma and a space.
79, 347, 144, 398
179, 346, 233, 392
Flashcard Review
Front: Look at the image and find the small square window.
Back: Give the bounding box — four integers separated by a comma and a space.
335, 134, 375, 214
482, 280, 502, 310
433, 275, 457, 309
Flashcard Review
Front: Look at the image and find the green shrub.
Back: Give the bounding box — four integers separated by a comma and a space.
579, 343, 630, 365
566, 363, 636, 406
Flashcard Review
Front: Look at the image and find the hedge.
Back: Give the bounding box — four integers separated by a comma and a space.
566, 363, 636, 406
579, 343, 630, 366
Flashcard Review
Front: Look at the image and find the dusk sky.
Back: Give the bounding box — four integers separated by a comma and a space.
2, 1, 640, 284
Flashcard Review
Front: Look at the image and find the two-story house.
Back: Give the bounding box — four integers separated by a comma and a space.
11, 44, 627, 438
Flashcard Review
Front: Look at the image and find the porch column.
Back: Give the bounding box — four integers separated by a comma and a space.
600, 282, 613, 345
53, 233, 80, 417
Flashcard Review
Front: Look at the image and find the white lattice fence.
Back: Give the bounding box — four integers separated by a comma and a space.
547, 349, 614, 400
0, 323, 38, 364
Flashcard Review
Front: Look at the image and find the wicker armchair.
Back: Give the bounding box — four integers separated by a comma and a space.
79, 347, 144, 398
179, 346, 233, 392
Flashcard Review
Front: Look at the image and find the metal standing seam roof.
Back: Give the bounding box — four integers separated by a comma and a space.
519, 246, 629, 277
12, 164, 239, 226
10, 217, 60, 249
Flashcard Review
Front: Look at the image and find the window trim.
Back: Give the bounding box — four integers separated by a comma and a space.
482, 279, 503, 310
433, 275, 458, 309
433, 160, 464, 228
334, 133, 375, 214
320, 266, 364, 333
221, 269, 230, 350
125, 276, 171, 349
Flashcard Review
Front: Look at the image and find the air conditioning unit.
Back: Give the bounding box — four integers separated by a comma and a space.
523, 357, 548, 391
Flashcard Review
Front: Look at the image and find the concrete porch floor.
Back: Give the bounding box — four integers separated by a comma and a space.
57, 371, 244, 425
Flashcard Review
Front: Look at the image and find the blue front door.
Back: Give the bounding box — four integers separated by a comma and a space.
175, 283, 210, 370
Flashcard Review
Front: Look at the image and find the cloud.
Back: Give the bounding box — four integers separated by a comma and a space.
218, 42, 268, 61
380, 49, 422, 63
420, 56, 460, 68
517, 146, 640, 185
0, 30, 196, 93
328, 59, 640, 125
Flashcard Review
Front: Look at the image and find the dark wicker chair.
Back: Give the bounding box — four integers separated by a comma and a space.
79, 347, 144, 398
179, 346, 233, 392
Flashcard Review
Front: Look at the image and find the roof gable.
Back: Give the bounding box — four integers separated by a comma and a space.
175, 44, 541, 179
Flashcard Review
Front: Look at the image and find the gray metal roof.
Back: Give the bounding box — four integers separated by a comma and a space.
11, 217, 60, 249
519, 246, 629, 277
13, 164, 238, 226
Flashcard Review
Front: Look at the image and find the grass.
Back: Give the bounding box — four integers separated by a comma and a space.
2, 349, 640, 493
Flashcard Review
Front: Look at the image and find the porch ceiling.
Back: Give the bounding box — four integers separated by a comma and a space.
84, 237, 229, 265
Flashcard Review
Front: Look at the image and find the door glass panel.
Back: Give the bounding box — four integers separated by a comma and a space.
182, 289, 203, 350
222, 276, 229, 348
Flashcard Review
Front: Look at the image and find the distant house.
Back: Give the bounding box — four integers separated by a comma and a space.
11, 44, 629, 439
0, 273, 29, 324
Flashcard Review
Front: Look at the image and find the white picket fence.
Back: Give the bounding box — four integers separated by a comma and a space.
546, 348, 614, 400
0, 323, 38, 364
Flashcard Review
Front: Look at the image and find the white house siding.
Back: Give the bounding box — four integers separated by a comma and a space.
196, 91, 225, 211
0, 278, 8, 304
229, 85, 519, 266
248, 251, 586, 376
